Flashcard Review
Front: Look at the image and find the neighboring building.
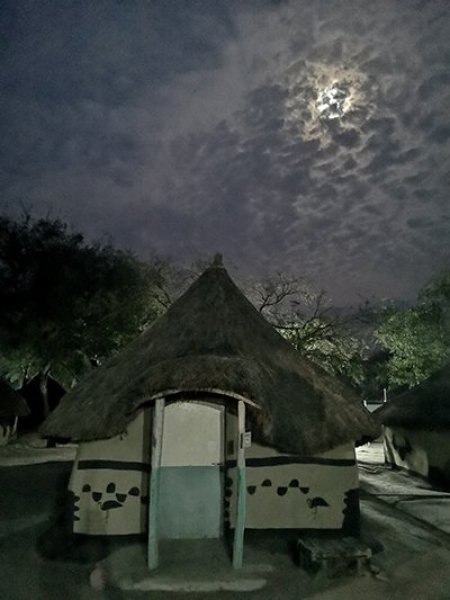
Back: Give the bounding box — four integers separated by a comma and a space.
375, 364, 450, 489
19, 374, 66, 431
0, 378, 29, 446
42, 256, 378, 567
364, 399, 385, 414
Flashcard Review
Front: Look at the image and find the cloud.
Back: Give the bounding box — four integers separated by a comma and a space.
1, 0, 449, 305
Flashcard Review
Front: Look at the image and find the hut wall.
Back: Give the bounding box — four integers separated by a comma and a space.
384, 425, 450, 486
69, 400, 361, 537
159, 400, 225, 539
225, 413, 359, 531
69, 408, 151, 535
70, 400, 226, 538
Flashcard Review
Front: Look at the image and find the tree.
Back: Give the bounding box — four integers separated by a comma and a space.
245, 271, 365, 387
0, 214, 165, 415
374, 270, 450, 388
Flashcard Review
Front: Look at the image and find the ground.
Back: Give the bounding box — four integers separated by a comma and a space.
0, 436, 449, 599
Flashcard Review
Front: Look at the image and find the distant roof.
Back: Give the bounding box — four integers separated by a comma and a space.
0, 379, 30, 420
375, 363, 450, 431
42, 260, 378, 455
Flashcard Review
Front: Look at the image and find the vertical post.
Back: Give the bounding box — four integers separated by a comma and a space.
148, 398, 165, 570
383, 388, 387, 403
233, 400, 246, 568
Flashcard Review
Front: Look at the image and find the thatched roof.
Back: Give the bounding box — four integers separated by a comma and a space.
41, 258, 378, 455
0, 379, 30, 420
375, 363, 450, 431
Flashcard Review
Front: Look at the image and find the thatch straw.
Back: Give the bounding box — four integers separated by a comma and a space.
42, 260, 379, 455
375, 363, 450, 431
0, 379, 30, 420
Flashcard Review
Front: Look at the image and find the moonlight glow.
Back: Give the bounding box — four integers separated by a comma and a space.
316, 85, 351, 120
284, 61, 375, 144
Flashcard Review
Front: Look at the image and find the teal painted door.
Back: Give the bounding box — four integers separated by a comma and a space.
159, 466, 223, 538
158, 401, 224, 539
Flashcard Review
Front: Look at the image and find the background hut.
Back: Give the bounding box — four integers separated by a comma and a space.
0, 378, 30, 446
19, 374, 66, 432
42, 257, 378, 566
375, 363, 450, 489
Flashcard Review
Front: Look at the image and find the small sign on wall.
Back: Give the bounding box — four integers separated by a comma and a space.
241, 431, 252, 449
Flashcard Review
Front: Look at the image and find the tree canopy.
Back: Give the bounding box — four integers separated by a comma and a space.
245, 272, 365, 387
0, 216, 372, 415
0, 215, 164, 400
374, 270, 450, 389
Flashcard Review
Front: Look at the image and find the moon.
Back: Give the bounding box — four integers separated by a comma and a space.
316, 84, 352, 120
283, 61, 375, 143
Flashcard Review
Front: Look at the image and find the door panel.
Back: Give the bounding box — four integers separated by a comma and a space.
159, 401, 224, 539
159, 466, 223, 539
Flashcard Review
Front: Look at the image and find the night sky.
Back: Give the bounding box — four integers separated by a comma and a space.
1, 0, 449, 305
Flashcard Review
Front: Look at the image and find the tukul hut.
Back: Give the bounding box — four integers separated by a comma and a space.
41, 256, 379, 567
0, 378, 29, 446
375, 363, 450, 489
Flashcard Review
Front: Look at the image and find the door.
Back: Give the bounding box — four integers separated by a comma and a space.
158, 401, 224, 539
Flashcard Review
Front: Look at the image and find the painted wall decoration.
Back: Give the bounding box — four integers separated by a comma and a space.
68, 398, 361, 538
69, 409, 151, 535
384, 426, 450, 487
80, 482, 146, 511
342, 488, 360, 533
225, 412, 359, 530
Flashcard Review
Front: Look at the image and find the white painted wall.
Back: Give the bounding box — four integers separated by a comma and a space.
225, 412, 359, 530
70, 401, 226, 536
384, 426, 450, 483
73, 408, 151, 464
69, 409, 150, 535
69, 400, 361, 536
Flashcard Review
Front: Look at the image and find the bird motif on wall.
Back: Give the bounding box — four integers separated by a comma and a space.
307, 496, 329, 518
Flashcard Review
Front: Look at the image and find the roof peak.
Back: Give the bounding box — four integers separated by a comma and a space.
211, 253, 224, 268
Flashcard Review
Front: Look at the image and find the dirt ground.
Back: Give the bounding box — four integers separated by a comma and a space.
0, 439, 450, 599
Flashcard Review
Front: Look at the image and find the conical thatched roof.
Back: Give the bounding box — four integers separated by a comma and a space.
375, 363, 450, 431
42, 259, 378, 455
0, 379, 30, 420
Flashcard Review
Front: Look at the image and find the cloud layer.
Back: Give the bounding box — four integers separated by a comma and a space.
1, 0, 449, 304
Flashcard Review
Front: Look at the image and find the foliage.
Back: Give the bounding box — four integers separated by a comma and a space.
374, 270, 450, 388
246, 272, 365, 386
0, 214, 164, 397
